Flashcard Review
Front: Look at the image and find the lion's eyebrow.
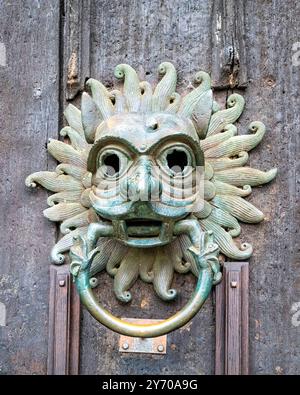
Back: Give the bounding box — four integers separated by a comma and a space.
87, 136, 139, 172
147, 135, 203, 158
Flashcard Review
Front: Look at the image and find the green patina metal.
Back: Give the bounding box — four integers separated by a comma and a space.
26, 62, 277, 337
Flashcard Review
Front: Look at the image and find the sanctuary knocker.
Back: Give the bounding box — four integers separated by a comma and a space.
26, 62, 277, 337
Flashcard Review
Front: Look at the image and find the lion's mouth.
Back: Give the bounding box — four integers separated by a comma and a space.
126, 219, 162, 234
113, 218, 175, 248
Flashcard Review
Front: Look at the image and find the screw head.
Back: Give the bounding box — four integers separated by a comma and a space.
122, 342, 129, 350
157, 344, 164, 352
59, 280, 65, 287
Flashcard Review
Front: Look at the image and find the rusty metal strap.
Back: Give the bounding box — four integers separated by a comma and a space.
215, 262, 249, 375
47, 266, 80, 375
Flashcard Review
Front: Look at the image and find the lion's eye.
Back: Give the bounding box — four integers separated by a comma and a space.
98, 149, 129, 178
158, 145, 194, 176
103, 153, 120, 176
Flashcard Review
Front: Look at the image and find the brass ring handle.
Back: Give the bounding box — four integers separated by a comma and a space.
75, 267, 213, 338
71, 219, 220, 338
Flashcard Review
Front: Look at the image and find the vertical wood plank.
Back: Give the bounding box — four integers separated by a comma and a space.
215, 262, 249, 375
243, 0, 299, 375
211, 0, 248, 89
0, 1, 60, 374
47, 0, 86, 375
47, 266, 80, 375
63, 0, 91, 100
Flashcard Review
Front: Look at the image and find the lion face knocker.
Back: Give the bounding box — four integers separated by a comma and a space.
26, 63, 277, 337
88, 111, 205, 248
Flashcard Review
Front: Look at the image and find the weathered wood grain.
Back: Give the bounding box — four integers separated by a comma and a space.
241, 0, 300, 375
0, 1, 60, 374
211, 0, 248, 89
89, 0, 213, 89
62, 0, 91, 100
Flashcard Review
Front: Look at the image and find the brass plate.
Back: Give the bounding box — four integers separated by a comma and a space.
118, 318, 167, 354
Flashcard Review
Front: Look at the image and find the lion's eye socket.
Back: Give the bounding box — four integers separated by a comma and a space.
166, 149, 188, 174
98, 150, 129, 178
158, 146, 193, 176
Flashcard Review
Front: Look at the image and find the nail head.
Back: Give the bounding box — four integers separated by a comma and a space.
59, 280, 65, 287
157, 344, 164, 352
231, 281, 238, 288
122, 342, 129, 350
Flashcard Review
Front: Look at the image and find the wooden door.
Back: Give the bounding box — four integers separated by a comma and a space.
0, 0, 299, 375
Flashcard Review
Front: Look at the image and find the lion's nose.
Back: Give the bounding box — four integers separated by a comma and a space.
123, 157, 161, 202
